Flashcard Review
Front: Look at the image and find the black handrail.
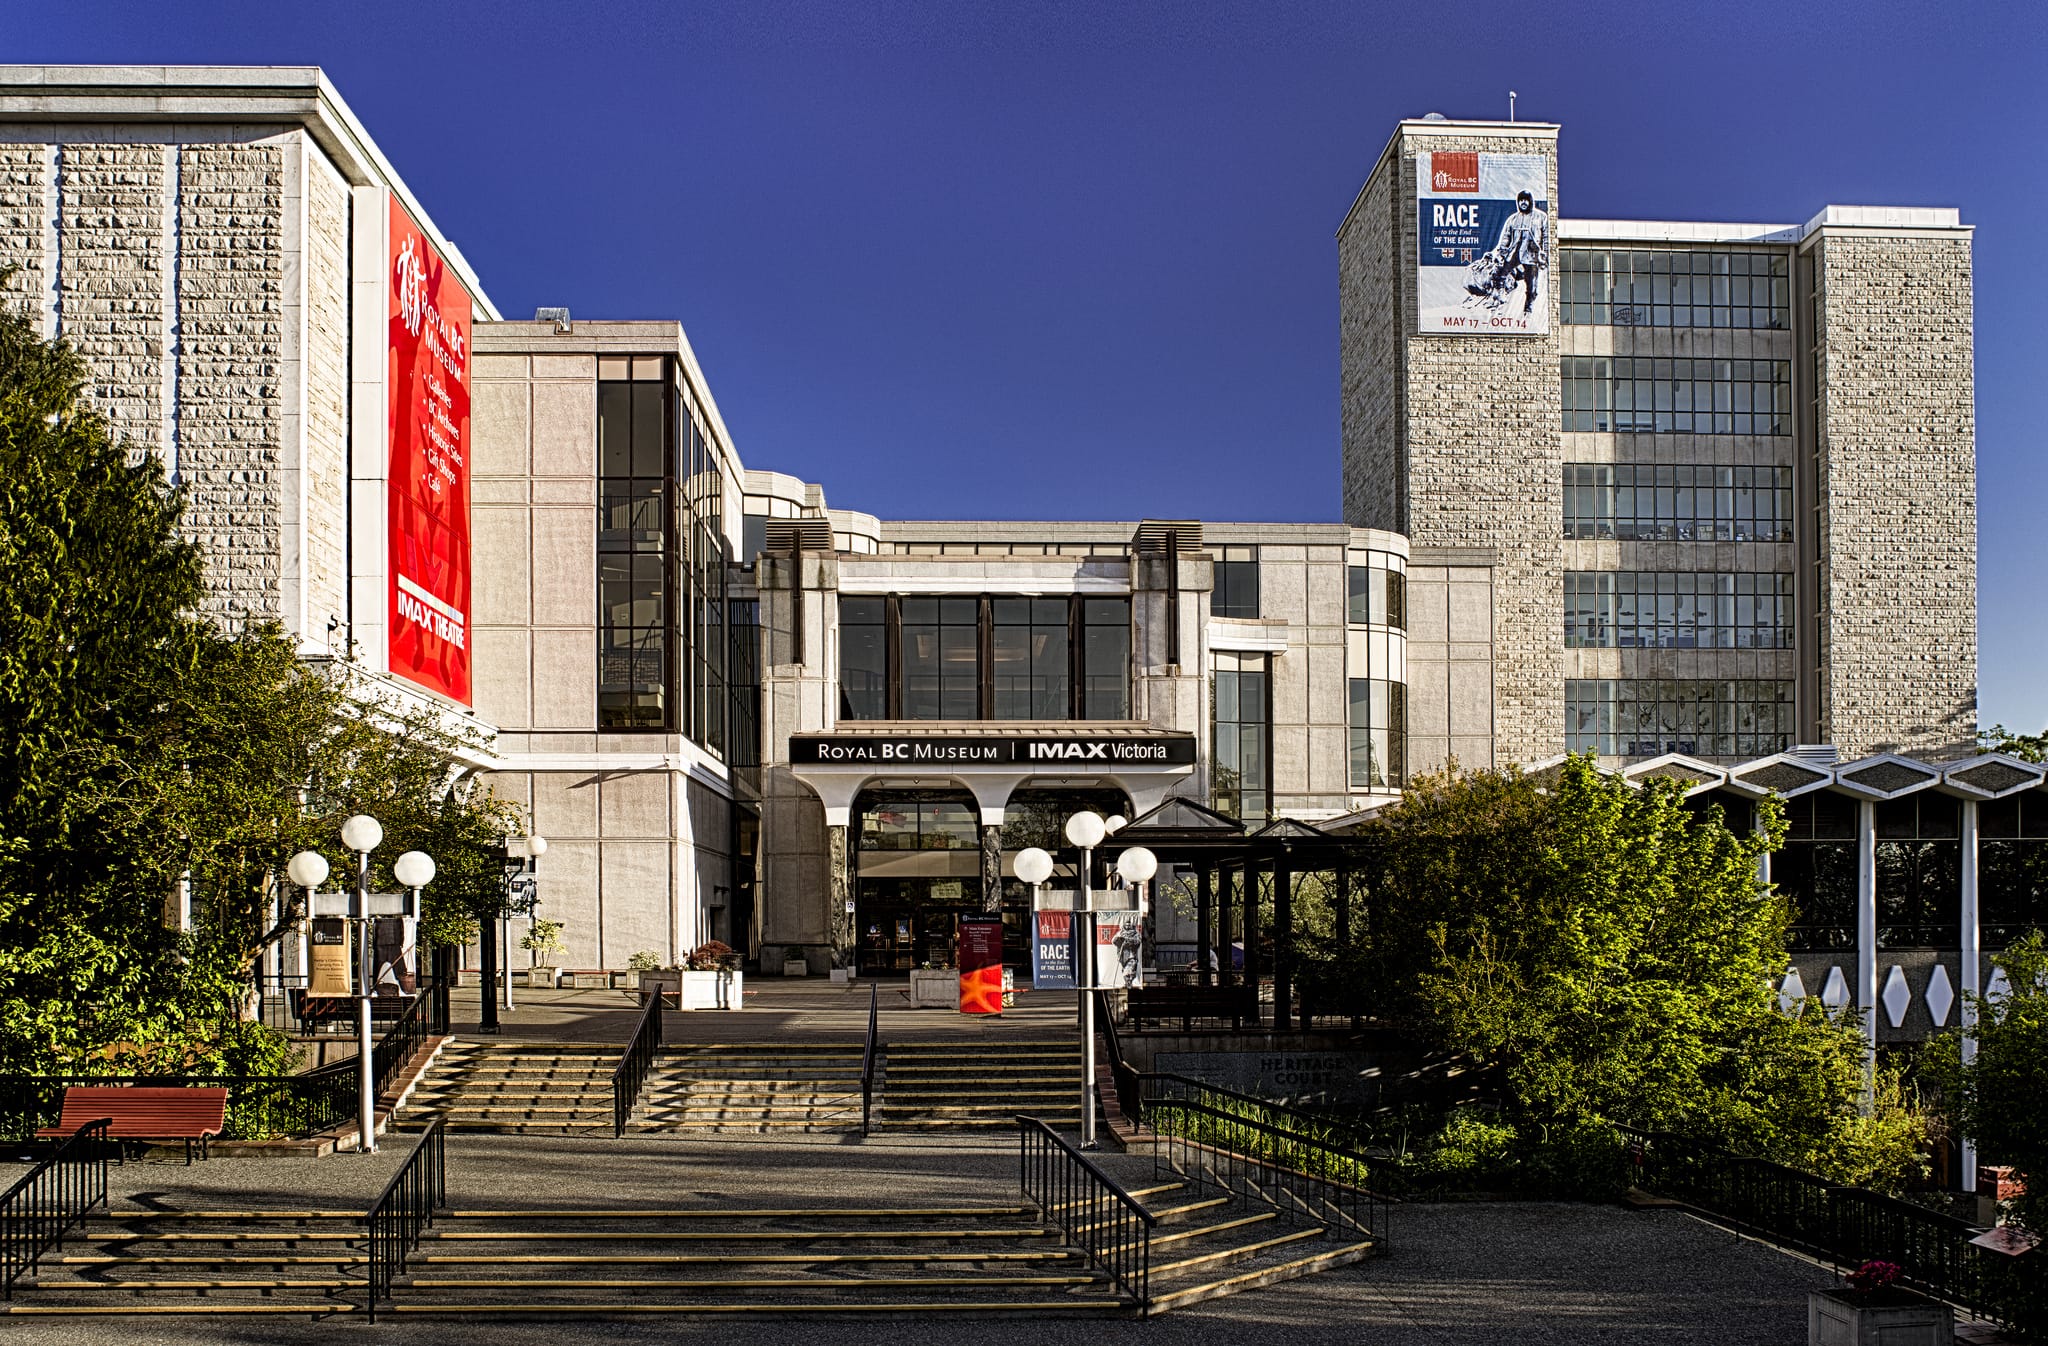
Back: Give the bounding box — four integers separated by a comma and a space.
371, 992, 430, 1101
860, 981, 880, 1136
1621, 1126, 2038, 1332
364, 1117, 445, 1322
2, 1118, 110, 1300
1094, 990, 1142, 1123
1135, 1072, 1389, 1246
1016, 1115, 1154, 1310
611, 989, 664, 1138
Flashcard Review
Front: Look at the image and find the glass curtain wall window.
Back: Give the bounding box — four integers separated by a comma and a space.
597, 358, 672, 729
1347, 559, 1406, 628
837, 595, 1130, 721
1349, 678, 1405, 790
1875, 795, 1962, 948
1564, 678, 1792, 758
1211, 546, 1260, 618
727, 599, 761, 770
1560, 357, 1792, 436
1557, 248, 1790, 329
1562, 464, 1794, 542
1779, 792, 1858, 951
1977, 792, 2048, 948
686, 393, 730, 755
1564, 572, 1793, 650
1212, 652, 1270, 822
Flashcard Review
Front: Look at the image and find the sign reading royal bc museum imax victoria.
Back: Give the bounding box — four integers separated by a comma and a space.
789, 736, 1198, 767
387, 196, 474, 706
1416, 151, 1550, 336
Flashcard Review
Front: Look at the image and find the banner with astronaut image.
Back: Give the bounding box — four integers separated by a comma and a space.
1416, 151, 1550, 335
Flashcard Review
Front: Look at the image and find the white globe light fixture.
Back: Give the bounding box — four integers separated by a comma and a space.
340, 814, 383, 855
1014, 847, 1054, 886
393, 851, 436, 890
525, 835, 548, 859
1105, 815, 1129, 835
286, 850, 329, 891
1116, 847, 1158, 885
1064, 811, 1106, 850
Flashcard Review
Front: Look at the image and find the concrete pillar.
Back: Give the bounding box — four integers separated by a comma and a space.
1857, 799, 1878, 1096
1242, 860, 1260, 1001
979, 824, 1003, 915
1217, 866, 1235, 988
1960, 797, 1980, 1185
1273, 852, 1293, 1031
1195, 866, 1213, 987
828, 824, 853, 971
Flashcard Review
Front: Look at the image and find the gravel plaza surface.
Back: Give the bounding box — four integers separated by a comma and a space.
0, 1127, 1848, 1345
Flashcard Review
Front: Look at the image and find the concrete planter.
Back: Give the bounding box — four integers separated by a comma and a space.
638, 969, 681, 1001
679, 969, 742, 1010
525, 966, 558, 990
1808, 1289, 1953, 1345
908, 968, 957, 1009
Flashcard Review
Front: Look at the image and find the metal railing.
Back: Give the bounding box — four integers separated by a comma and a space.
2, 1118, 109, 1300
860, 981, 880, 1136
0, 1074, 356, 1143
611, 989, 665, 1138
364, 1118, 445, 1323
1016, 1115, 1154, 1309
1136, 1073, 1389, 1245
1623, 1128, 2039, 1333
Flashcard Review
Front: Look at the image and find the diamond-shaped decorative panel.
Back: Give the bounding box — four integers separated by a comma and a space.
1948, 761, 2040, 795
1841, 761, 1938, 794
1736, 762, 1828, 793
1820, 965, 1851, 1018
1987, 967, 2013, 1004
1881, 965, 1912, 1027
1925, 964, 1955, 1027
1778, 969, 1808, 1016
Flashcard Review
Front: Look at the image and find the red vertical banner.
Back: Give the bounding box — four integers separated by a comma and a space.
387, 196, 473, 705
958, 917, 1004, 1015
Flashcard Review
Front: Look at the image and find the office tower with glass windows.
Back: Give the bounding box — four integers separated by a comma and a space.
1339, 117, 1977, 769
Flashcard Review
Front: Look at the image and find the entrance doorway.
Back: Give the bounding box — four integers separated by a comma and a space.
853, 790, 984, 977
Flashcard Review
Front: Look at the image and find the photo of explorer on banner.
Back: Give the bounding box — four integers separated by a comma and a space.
1415, 149, 1550, 335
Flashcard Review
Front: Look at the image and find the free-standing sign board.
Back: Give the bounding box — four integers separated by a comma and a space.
1031, 910, 1076, 990
958, 917, 1004, 1015
309, 918, 352, 996
387, 197, 474, 705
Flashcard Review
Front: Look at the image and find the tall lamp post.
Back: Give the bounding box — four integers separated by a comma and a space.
1065, 811, 1106, 1147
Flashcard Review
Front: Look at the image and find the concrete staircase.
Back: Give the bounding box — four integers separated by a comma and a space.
878, 1039, 1083, 1131
397, 1041, 616, 1133
631, 1043, 866, 1133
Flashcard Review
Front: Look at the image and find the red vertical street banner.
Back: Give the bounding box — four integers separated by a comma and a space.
958, 917, 1005, 1015
387, 197, 473, 705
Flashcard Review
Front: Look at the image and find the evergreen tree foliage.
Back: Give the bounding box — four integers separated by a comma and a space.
0, 294, 517, 1078
1927, 933, 2048, 1233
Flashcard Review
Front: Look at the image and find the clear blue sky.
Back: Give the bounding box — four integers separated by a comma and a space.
16, 0, 2048, 731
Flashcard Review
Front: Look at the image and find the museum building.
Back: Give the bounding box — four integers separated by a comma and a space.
1, 66, 2027, 1041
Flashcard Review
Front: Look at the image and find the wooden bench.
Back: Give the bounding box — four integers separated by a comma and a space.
1126, 985, 1259, 1031
36, 1085, 228, 1163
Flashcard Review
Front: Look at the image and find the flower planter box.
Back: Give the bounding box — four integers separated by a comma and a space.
1808, 1289, 1953, 1346
679, 969, 742, 1010
525, 966, 558, 990
908, 968, 956, 1009
565, 970, 611, 989
829, 967, 855, 985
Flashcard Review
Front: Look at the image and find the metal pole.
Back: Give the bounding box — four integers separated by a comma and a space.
1078, 841, 1097, 1149
502, 911, 516, 1012
357, 849, 376, 1154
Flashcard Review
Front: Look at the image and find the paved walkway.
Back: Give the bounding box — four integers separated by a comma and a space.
1, 1129, 1876, 1344
450, 980, 1086, 1045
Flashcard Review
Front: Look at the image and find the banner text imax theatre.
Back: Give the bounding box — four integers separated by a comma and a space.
1415, 151, 1550, 336
386, 197, 473, 705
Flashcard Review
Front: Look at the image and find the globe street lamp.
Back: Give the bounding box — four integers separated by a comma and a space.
500, 834, 548, 1012
1064, 811, 1107, 1147
340, 816, 383, 1152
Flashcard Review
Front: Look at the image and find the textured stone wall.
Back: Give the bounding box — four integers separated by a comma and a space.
302, 151, 351, 636
1811, 231, 1977, 757
60, 145, 165, 463
1340, 127, 1562, 767
0, 146, 43, 312
178, 144, 285, 622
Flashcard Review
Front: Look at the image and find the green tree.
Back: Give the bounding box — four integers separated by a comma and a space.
1927, 933, 2048, 1233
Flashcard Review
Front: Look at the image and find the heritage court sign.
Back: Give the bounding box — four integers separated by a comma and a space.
789, 735, 1197, 767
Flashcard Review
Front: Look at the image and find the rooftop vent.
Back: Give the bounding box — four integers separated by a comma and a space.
1786, 744, 1841, 766
534, 307, 571, 333
1421, 112, 1448, 121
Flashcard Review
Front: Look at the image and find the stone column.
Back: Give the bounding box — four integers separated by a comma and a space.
1959, 798, 1980, 1185
980, 825, 1003, 914
1857, 800, 1878, 1097
828, 824, 854, 972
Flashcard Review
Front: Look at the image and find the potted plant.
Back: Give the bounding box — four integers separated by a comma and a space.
520, 918, 566, 989
679, 940, 743, 1010
908, 960, 957, 1009
1808, 1259, 1952, 1345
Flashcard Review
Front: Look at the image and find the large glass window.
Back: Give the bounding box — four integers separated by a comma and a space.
597, 361, 671, 729
839, 597, 889, 721
1779, 791, 1858, 952
992, 598, 1070, 719
1558, 248, 1789, 330
1875, 795, 1961, 948
1563, 464, 1794, 542
727, 599, 760, 770
1347, 558, 1406, 628
1080, 597, 1131, 719
901, 597, 981, 720
1211, 546, 1260, 618
1212, 652, 1270, 821
1979, 792, 2048, 949
1561, 357, 1791, 436
857, 793, 980, 851
1564, 572, 1793, 649
1565, 679, 1792, 758
1349, 678, 1405, 790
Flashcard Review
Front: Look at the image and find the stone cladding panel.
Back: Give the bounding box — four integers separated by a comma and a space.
1811, 232, 1976, 757
178, 143, 285, 623
59, 145, 164, 462
302, 150, 350, 635
1342, 128, 1562, 767
0, 146, 44, 311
